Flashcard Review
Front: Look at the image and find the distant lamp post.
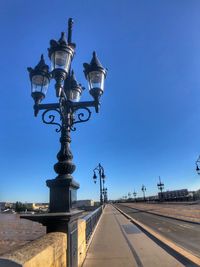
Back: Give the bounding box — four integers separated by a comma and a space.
128, 192, 131, 199
102, 187, 108, 203
196, 156, 200, 175
93, 163, 106, 205
157, 176, 164, 201
141, 185, 146, 201
133, 190, 137, 201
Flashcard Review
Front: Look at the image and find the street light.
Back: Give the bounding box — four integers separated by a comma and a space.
93, 163, 106, 205
27, 18, 107, 214
102, 187, 108, 203
141, 185, 146, 201
157, 176, 164, 201
196, 156, 200, 175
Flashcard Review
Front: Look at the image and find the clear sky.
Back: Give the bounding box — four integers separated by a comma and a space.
0, 0, 200, 202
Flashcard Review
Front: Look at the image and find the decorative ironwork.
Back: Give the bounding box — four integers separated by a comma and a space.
70, 107, 92, 131
42, 109, 62, 132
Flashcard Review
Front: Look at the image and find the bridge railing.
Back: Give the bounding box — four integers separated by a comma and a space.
83, 205, 104, 244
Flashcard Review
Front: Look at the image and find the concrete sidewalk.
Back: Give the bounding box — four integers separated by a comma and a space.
83, 204, 185, 267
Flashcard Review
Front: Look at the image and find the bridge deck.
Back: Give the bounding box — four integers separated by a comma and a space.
83, 204, 185, 267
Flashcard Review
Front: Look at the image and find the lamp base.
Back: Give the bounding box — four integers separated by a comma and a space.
46, 177, 79, 213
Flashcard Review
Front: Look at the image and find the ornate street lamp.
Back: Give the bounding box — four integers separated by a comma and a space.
196, 156, 200, 175
157, 176, 164, 201
93, 163, 106, 205
27, 18, 107, 214
141, 185, 146, 201
133, 190, 137, 202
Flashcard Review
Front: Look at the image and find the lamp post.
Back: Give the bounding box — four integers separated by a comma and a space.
24, 19, 106, 222
93, 163, 106, 205
141, 185, 146, 201
196, 156, 200, 175
102, 187, 108, 203
133, 190, 137, 202
157, 176, 164, 201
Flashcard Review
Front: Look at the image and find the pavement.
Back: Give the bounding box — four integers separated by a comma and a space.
83, 204, 187, 267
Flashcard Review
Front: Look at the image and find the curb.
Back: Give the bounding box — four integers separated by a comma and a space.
114, 204, 200, 267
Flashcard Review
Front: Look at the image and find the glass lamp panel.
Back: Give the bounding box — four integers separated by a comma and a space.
51, 51, 71, 73
31, 74, 49, 95
70, 89, 81, 102
88, 71, 104, 91
71, 90, 81, 102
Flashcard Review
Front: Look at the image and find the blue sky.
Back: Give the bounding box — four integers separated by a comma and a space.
0, 0, 200, 202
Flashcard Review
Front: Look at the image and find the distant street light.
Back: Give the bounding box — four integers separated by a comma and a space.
102, 176, 108, 203
141, 185, 146, 201
133, 190, 137, 201
196, 156, 200, 175
157, 176, 164, 201
93, 163, 106, 205
128, 192, 131, 199
102, 187, 108, 203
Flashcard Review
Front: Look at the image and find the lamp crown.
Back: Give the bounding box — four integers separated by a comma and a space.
83, 51, 107, 77
27, 54, 50, 79
91, 51, 103, 69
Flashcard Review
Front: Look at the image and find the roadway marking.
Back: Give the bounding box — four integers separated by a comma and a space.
177, 224, 194, 229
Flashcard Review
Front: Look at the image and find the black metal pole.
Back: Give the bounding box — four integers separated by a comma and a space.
99, 164, 103, 205
143, 190, 146, 201
46, 104, 79, 213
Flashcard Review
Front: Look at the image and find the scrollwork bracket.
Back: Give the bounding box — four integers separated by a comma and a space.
41, 109, 62, 132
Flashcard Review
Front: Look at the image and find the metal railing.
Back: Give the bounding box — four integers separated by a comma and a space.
84, 206, 103, 244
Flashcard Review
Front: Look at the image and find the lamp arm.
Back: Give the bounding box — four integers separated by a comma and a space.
71, 100, 100, 112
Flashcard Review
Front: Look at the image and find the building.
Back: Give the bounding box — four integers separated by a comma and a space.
74, 200, 94, 208
158, 189, 189, 201
24, 203, 49, 211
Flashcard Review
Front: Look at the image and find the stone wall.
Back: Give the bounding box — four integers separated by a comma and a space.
0, 232, 67, 267
77, 219, 86, 267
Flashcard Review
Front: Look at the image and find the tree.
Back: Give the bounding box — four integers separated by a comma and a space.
15, 201, 26, 212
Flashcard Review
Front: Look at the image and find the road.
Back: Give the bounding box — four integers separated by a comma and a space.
115, 204, 200, 258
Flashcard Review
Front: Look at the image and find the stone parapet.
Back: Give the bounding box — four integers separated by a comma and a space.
77, 219, 86, 267
0, 232, 67, 267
